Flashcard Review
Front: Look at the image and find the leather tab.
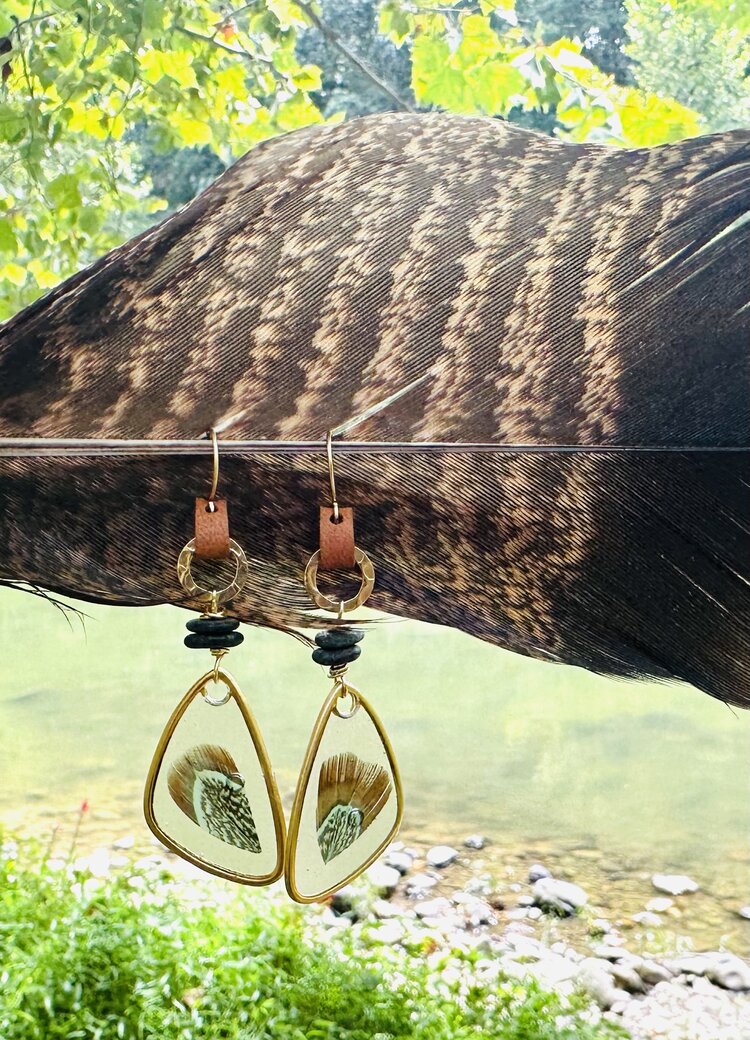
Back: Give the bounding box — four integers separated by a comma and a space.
319, 506, 355, 570
194, 498, 230, 559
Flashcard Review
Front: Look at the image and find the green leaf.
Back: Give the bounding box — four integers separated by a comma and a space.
1, 261, 26, 286
0, 220, 18, 255
47, 174, 82, 210
378, 2, 412, 45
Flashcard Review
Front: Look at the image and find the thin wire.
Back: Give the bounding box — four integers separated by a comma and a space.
326, 430, 340, 521
0, 439, 743, 458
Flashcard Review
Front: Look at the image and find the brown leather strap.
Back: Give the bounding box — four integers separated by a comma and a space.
194, 498, 230, 559
319, 506, 355, 570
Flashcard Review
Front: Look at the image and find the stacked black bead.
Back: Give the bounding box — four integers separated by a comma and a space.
312, 627, 364, 667
184, 615, 244, 650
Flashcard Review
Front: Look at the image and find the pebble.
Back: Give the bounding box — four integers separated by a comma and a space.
371, 920, 406, 945
652, 873, 699, 896
669, 953, 750, 992
426, 845, 459, 868
737, 906, 750, 920
414, 897, 453, 919
384, 850, 413, 875
463, 834, 487, 850
577, 958, 631, 1010
405, 873, 438, 897
646, 896, 674, 913
632, 911, 662, 927
113, 834, 135, 850
532, 877, 588, 916
365, 863, 401, 895
528, 862, 551, 882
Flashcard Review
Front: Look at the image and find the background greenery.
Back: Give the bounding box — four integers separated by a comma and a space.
0, 840, 630, 1040
1, 0, 749, 320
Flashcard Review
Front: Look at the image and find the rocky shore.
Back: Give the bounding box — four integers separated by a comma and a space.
55, 827, 750, 1040
340, 837, 750, 1040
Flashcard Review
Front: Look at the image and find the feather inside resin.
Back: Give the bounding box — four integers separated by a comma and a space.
167, 743, 261, 853
316, 752, 391, 864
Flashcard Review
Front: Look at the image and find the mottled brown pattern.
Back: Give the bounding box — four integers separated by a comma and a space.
0, 113, 748, 704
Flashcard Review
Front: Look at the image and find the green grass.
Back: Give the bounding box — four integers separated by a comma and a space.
0, 840, 628, 1040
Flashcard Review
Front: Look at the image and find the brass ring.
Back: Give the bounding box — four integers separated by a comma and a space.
304, 546, 375, 613
201, 679, 232, 707
332, 682, 360, 719
177, 538, 249, 606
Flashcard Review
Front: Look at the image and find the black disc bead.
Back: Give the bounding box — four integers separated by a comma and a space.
314, 627, 365, 650
312, 644, 361, 667
184, 631, 244, 650
186, 616, 240, 636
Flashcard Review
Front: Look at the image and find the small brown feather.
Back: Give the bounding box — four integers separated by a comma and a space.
167, 744, 240, 822
316, 752, 392, 834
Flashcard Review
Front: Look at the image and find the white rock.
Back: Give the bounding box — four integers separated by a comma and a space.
609, 961, 647, 994
645, 896, 674, 913
384, 850, 413, 875
113, 834, 135, 850
527, 907, 543, 920
738, 906, 750, 920
703, 954, 750, 991
577, 958, 631, 1010
415, 897, 453, 919
365, 863, 400, 895
651, 873, 699, 896
463, 834, 487, 850
405, 873, 438, 896
632, 911, 662, 927
426, 845, 459, 868
635, 959, 675, 986
371, 920, 406, 945
528, 863, 551, 883
532, 877, 588, 915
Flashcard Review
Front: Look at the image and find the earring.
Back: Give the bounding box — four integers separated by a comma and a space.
144, 430, 285, 885
285, 432, 403, 903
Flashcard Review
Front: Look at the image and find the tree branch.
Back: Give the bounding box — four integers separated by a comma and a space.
293, 0, 414, 112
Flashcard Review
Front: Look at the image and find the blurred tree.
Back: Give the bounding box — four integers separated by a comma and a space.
626, 0, 750, 132
378, 1, 700, 144
516, 0, 633, 84
3, 0, 745, 319
296, 0, 413, 116
0, 0, 324, 317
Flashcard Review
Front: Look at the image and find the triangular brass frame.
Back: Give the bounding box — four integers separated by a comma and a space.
144, 667, 285, 885
285, 682, 403, 903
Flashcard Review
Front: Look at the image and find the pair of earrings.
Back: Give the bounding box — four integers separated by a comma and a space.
143, 432, 403, 902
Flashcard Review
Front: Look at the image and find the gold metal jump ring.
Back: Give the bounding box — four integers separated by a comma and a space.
332, 681, 360, 719
304, 545, 375, 613
176, 538, 249, 606
201, 675, 232, 707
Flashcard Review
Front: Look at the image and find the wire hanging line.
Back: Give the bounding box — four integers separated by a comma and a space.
0, 378, 744, 457
0, 438, 743, 458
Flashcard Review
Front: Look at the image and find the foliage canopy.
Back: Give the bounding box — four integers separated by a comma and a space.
0, 0, 748, 319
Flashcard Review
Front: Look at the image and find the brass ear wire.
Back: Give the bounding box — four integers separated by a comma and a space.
326, 429, 340, 523
304, 431, 375, 615
207, 427, 220, 512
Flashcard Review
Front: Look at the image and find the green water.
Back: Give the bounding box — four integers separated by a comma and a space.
1, 588, 748, 947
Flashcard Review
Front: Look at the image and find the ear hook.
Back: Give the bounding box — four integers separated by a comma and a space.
326, 429, 340, 524
207, 427, 220, 512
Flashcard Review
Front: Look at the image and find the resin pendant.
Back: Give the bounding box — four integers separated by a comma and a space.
285, 682, 402, 903
144, 669, 285, 885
